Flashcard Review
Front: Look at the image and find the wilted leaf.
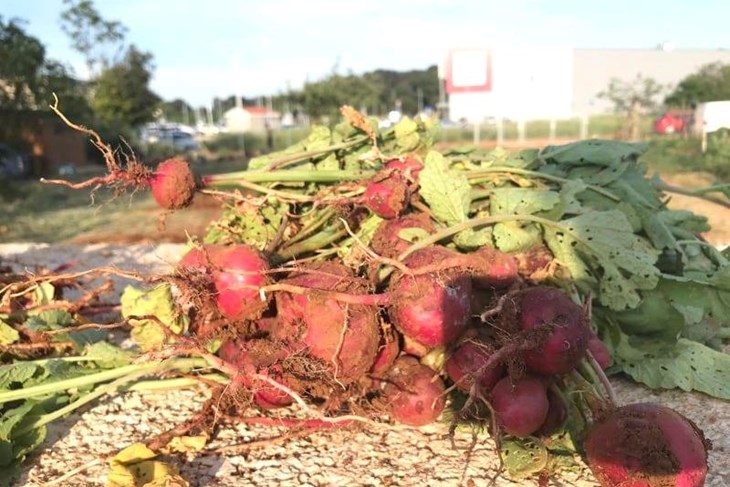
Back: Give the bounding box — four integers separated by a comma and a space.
500, 437, 549, 479
0, 319, 19, 345
121, 284, 189, 352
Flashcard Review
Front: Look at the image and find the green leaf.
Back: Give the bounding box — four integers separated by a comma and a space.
493, 222, 542, 253
541, 139, 647, 167
0, 319, 19, 345
394, 117, 419, 151
205, 200, 286, 250
0, 362, 39, 390
84, 342, 133, 369
489, 188, 560, 216
614, 334, 730, 400
543, 210, 660, 310
418, 150, 471, 225
121, 284, 189, 352
32, 282, 55, 305
500, 437, 549, 479
453, 227, 493, 250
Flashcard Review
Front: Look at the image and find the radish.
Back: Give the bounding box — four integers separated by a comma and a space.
535, 388, 567, 437
444, 338, 504, 394
490, 375, 550, 437
517, 287, 588, 376
362, 172, 410, 219
369, 326, 400, 379
471, 247, 519, 290
381, 356, 446, 427
585, 403, 709, 487
210, 244, 270, 321
388, 246, 472, 348
275, 261, 380, 383
371, 213, 434, 259
385, 156, 423, 182
177, 244, 222, 272
218, 339, 294, 410
150, 158, 197, 210
587, 332, 613, 370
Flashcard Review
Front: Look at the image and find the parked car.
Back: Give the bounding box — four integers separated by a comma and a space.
0, 143, 31, 179
654, 111, 693, 135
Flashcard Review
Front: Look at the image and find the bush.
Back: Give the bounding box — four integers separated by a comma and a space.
203, 133, 265, 159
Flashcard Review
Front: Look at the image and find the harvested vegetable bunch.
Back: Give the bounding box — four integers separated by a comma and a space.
14, 103, 729, 486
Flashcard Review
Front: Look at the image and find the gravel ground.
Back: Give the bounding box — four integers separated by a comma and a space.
2, 243, 729, 487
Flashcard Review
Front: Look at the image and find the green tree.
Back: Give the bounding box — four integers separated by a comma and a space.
0, 16, 89, 116
60, 0, 127, 76
301, 72, 380, 122
665, 62, 730, 107
159, 98, 194, 125
598, 74, 664, 140
92, 45, 160, 132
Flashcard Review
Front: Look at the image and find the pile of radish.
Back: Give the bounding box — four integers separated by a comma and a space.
31, 105, 720, 486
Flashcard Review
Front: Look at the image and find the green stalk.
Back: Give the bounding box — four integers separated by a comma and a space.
397, 214, 583, 262
123, 373, 228, 392
467, 166, 621, 201
281, 207, 338, 247
261, 135, 370, 171
15, 370, 151, 436
657, 180, 730, 209
274, 225, 349, 262
203, 169, 376, 185
0, 357, 207, 404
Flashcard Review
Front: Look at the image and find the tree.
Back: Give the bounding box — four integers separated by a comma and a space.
302, 73, 380, 122
92, 45, 160, 132
665, 62, 730, 107
0, 16, 89, 116
59, 0, 127, 77
159, 98, 194, 125
598, 74, 664, 140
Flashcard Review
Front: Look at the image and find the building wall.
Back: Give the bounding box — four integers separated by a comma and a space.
572, 48, 730, 115
447, 47, 730, 121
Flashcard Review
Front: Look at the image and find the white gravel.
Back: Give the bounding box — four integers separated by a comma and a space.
2, 243, 729, 487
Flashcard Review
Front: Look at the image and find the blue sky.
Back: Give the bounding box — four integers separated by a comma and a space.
3, 0, 729, 106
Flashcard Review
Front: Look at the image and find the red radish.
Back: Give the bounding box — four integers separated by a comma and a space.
275, 262, 380, 383
535, 388, 567, 437
371, 213, 435, 259
211, 244, 270, 321
587, 332, 613, 370
150, 158, 197, 210
585, 403, 709, 487
517, 287, 588, 376
362, 172, 410, 219
381, 356, 446, 426
388, 247, 472, 348
369, 326, 400, 379
445, 338, 504, 394
490, 376, 550, 437
177, 244, 222, 272
218, 339, 294, 410
385, 156, 423, 181
471, 247, 519, 290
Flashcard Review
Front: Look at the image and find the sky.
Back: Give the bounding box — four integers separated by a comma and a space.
3, 0, 730, 107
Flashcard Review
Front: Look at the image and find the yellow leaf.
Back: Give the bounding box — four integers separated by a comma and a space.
164, 434, 208, 454
143, 474, 190, 487
106, 460, 179, 487
110, 443, 157, 466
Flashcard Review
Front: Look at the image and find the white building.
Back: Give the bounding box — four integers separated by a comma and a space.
445, 46, 730, 122
223, 106, 281, 133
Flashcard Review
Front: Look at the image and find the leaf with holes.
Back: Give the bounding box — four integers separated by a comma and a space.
543, 210, 660, 310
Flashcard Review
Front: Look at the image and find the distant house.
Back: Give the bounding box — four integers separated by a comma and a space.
223, 106, 281, 133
